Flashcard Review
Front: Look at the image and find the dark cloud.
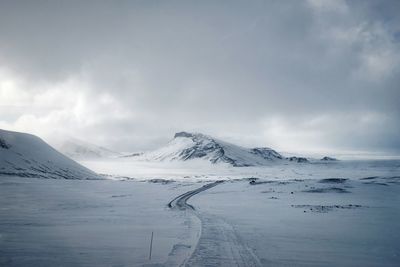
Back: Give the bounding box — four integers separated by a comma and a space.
0, 0, 399, 155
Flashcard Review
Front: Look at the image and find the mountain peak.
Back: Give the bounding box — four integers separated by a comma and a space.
174, 131, 207, 139
144, 131, 289, 166
174, 131, 194, 138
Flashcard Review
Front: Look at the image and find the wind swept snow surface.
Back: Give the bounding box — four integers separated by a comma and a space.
1, 162, 399, 266
189, 177, 400, 266
0, 177, 203, 266
0, 129, 100, 179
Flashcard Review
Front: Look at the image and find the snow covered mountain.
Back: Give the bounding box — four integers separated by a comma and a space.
142, 132, 291, 167
55, 138, 121, 160
0, 129, 100, 179
321, 156, 338, 161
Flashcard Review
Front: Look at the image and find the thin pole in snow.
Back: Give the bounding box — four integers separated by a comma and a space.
149, 231, 154, 260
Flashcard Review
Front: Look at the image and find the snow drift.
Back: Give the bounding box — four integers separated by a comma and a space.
0, 129, 100, 179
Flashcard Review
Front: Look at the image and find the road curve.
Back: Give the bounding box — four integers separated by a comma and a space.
168, 180, 224, 210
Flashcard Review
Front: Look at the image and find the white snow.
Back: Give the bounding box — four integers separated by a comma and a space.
0, 176, 202, 266
190, 177, 400, 266
143, 134, 196, 161
0, 129, 100, 179
80, 156, 399, 183
1, 161, 399, 266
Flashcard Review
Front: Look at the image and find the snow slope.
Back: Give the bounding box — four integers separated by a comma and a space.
55, 137, 121, 160
0, 129, 100, 179
142, 131, 296, 167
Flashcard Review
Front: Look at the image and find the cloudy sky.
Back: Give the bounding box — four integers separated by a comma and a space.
0, 0, 399, 156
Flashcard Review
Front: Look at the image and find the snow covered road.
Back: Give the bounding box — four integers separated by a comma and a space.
168, 180, 261, 267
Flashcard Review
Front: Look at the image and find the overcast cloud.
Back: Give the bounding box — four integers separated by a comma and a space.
0, 0, 399, 155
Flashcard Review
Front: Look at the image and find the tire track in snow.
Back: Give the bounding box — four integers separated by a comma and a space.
168, 181, 224, 210
168, 181, 261, 267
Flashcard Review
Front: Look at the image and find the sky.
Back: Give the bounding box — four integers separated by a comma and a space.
0, 0, 399, 156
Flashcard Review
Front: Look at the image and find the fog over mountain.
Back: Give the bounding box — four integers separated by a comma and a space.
0, 0, 399, 156
53, 137, 122, 160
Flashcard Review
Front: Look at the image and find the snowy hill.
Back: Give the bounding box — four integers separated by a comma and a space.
321, 156, 338, 161
55, 138, 121, 160
0, 129, 100, 179
142, 132, 289, 167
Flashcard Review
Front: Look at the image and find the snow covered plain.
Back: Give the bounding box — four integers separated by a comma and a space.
190, 176, 400, 266
0, 176, 203, 266
1, 157, 399, 266
80, 157, 400, 182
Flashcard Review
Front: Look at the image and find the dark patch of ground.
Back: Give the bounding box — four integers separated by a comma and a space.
303, 187, 351, 193
148, 178, 175, 184
292, 204, 363, 213
319, 178, 347, 184
362, 181, 389, 186
250, 180, 292, 186
360, 176, 379, 180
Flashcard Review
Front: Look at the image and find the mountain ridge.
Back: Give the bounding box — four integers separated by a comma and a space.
142, 131, 305, 166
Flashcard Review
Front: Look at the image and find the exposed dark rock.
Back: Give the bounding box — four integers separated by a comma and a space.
0, 138, 10, 149
319, 178, 348, 184
303, 187, 350, 193
292, 204, 363, 213
250, 147, 283, 159
174, 132, 194, 138
287, 156, 308, 163
321, 156, 338, 161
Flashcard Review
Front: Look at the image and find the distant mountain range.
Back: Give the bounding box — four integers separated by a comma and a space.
0, 129, 100, 179
54, 134, 337, 164
54, 138, 121, 160
141, 131, 309, 166
0, 129, 338, 180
